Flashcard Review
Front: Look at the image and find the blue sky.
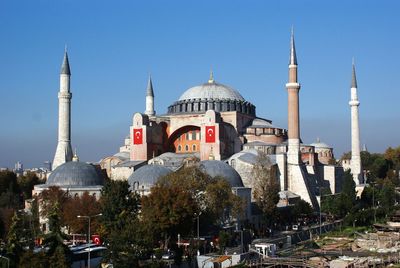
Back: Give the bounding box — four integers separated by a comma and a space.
0, 0, 399, 168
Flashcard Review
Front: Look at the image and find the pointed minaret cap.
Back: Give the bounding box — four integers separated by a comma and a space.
208, 69, 215, 84
72, 148, 79, 162
146, 75, 154, 97
351, 59, 357, 88
61, 48, 71, 75
289, 27, 297, 65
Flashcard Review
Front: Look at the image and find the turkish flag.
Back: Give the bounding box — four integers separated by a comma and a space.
133, 128, 142, 145
205, 126, 215, 143
92, 234, 101, 245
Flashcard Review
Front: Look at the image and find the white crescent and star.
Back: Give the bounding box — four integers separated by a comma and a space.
207, 128, 214, 136
135, 130, 141, 138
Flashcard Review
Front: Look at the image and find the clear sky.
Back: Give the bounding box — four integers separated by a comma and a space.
0, 0, 399, 168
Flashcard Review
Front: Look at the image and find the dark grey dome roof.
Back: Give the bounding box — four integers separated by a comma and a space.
199, 160, 244, 187
179, 82, 245, 102
128, 165, 172, 188
47, 161, 104, 187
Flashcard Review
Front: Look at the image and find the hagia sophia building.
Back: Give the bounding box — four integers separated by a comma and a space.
33, 30, 364, 226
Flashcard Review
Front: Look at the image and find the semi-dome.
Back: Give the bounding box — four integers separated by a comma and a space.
128, 164, 172, 189
179, 82, 245, 102
47, 161, 104, 187
199, 160, 244, 187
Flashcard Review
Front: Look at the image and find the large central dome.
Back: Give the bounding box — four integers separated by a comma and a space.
178, 81, 245, 102
167, 75, 255, 116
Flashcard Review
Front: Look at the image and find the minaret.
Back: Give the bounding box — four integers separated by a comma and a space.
144, 75, 155, 116
349, 61, 363, 184
52, 50, 73, 170
285, 29, 301, 164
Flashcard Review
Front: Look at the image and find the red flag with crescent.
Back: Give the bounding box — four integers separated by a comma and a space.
133, 128, 142, 145
205, 126, 215, 143
92, 234, 101, 245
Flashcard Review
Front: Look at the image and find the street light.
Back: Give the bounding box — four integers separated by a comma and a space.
372, 182, 377, 223
77, 213, 102, 268
235, 223, 244, 254
319, 186, 324, 235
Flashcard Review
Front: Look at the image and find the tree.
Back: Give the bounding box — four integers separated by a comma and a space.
369, 156, 389, 181
336, 170, 356, 218
0, 171, 21, 210
0, 171, 19, 196
378, 178, 396, 216
158, 166, 244, 227
63, 192, 101, 234
252, 152, 280, 226
6, 212, 24, 266
204, 177, 244, 225
100, 180, 147, 266
17, 172, 42, 199
141, 183, 198, 248
43, 203, 70, 258
39, 186, 69, 223
0, 207, 14, 240
48, 245, 70, 268
292, 199, 313, 220
19, 250, 49, 268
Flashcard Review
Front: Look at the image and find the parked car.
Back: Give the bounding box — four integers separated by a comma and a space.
162, 250, 175, 260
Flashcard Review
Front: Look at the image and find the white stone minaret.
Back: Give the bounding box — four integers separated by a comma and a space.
144, 75, 155, 116
52, 50, 73, 170
286, 29, 301, 164
349, 61, 363, 184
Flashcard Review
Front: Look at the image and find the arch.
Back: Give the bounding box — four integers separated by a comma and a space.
167, 125, 201, 153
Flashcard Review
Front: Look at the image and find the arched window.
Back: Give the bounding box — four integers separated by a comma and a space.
185, 145, 189, 151
192, 144, 197, 151
178, 145, 182, 152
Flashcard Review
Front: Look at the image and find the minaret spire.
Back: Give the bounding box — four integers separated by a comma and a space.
53, 49, 73, 170
146, 75, 154, 97
351, 59, 357, 88
144, 74, 155, 116
290, 27, 297, 65
61, 50, 71, 75
286, 28, 301, 164
349, 60, 363, 184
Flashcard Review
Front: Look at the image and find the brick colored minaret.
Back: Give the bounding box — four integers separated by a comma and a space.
286, 29, 301, 164
349, 61, 363, 184
52, 50, 73, 170
144, 75, 155, 116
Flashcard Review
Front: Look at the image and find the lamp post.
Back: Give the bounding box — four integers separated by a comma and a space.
235, 223, 244, 254
372, 183, 376, 223
77, 213, 102, 268
319, 186, 323, 235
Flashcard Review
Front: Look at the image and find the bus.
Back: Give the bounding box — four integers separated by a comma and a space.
70, 244, 107, 268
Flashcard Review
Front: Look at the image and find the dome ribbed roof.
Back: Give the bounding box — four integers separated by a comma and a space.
178, 82, 245, 102
199, 160, 244, 187
128, 165, 172, 188
47, 161, 103, 187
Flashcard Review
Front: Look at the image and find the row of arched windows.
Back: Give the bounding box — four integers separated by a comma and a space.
177, 144, 197, 152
